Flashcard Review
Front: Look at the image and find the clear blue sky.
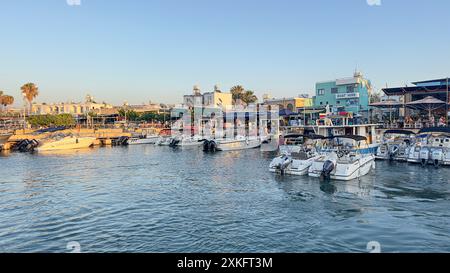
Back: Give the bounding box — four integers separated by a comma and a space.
0, 0, 449, 105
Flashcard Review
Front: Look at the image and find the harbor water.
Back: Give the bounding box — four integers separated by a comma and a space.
0, 146, 449, 253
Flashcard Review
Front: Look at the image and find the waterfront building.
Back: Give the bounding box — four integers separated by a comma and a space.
124, 103, 171, 114
31, 101, 113, 115
31, 95, 113, 116
183, 85, 233, 108
314, 71, 372, 115
263, 95, 313, 112
380, 78, 450, 128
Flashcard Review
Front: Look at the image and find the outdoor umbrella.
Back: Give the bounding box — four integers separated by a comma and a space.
405, 96, 446, 119
370, 100, 404, 124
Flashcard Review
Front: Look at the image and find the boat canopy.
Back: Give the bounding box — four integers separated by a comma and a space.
418, 127, 450, 134
284, 133, 325, 139
383, 129, 415, 135
327, 135, 367, 142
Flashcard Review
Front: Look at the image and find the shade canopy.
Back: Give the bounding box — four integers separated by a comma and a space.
405, 96, 447, 118
369, 100, 404, 108
327, 135, 367, 142
279, 109, 295, 117
383, 129, 415, 135
419, 127, 450, 134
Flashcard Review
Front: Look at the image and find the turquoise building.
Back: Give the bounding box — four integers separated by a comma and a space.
314, 72, 372, 114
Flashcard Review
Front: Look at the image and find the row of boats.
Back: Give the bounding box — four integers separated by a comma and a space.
3, 126, 448, 182
269, 134, 376, 181
375, 127, 450, 166
268, 127, 450, 181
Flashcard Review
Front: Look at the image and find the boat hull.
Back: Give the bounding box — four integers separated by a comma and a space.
128, 136, 159, 145
216, 139, 261, 151
0, 134, 12, 146
37, 137, 95, 152
269, 155, 320, 176
309, 154, 375, 181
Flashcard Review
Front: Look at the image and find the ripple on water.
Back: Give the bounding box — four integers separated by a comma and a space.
0, 147, 449, 252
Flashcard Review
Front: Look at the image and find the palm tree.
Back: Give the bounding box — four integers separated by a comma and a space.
0, 95, 14, 112
241, 90, 258, 105
230, 85, 245, 104
21, 83, 39, 113
230, 85, 258, 105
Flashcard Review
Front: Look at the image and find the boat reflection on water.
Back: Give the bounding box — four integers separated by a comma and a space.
34, 147, 98, 157
319, 178, 374, 197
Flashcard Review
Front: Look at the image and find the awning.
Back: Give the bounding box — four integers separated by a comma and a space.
370, 100, 404, 108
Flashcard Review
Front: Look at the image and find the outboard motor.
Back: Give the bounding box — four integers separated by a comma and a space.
202, 140, 210, 152
431, 148, 444, 168
272, 155, 291, 175
389, 145, 399, 161
320, 160, 335, 181
419, 147, 430, 166
208, 141, 217, 153
113, 136, 129, 146
169, 138, 180, 148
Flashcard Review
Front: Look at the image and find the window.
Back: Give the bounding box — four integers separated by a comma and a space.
331, 87, 338, 94
318, 89, 325, 95
346, 85, 355, 93
337, 101, 340, 104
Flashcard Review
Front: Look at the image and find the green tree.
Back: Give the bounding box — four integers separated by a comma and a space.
27, 114, 75, 127
21, 83, 39, 113
230, 85, 258, 105
0, 95, 14, 111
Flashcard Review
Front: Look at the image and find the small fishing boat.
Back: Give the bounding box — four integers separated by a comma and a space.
203, 136, 261, 152
168, 135, 204, 148
128, 128, 160, 145
376, 129, 415, 161
269, 134, 325, 175
128, 135, 159, 145
308, 135, 376, 181
407, 127, 450, 167
37, 135, 95, 152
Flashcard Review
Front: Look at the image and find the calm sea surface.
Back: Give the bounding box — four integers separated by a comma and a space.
0, 145, 449, 253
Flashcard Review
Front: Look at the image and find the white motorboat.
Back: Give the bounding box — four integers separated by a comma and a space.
168, 135, 204, 148
202, 136, 261, 152
128, 135, 159, 145
37, 135, 95, 152
128, 128, 160, 145
376, 129, 415, 161
0, 133, 12, 146
269, 134, 325, 175
308, 135, 376, 181
407, 127, 450, 167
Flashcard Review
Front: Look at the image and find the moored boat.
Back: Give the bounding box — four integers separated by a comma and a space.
308, 135, 376, 181
203, 136, 261, 152
376, 129, 415, 161
269, 134, 325, 175
407, 127, 450, 167
0, 133, 12, 146
36, 135, 95, 152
